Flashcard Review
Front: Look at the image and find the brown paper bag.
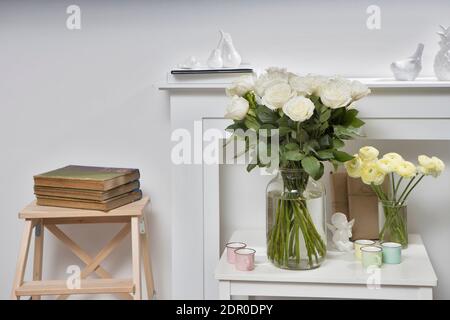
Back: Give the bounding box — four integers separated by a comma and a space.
347, 176, 390, 240
330, 172, 349, 219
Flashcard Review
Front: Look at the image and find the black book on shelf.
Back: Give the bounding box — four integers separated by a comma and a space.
171, 68, 253, 75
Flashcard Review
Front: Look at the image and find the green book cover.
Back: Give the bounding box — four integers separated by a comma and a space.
34, 165, 140, 191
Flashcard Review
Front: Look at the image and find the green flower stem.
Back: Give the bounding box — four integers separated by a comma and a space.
391, 173, 396, 198
396, 176, 416, 204
267, 197, 326, 269
379, 203, 408, 246
398, 175, 424, 205
367, 171, 426, 247
393, 175, 403, 201
371, 184, 387, 201
267, 169, 326, 269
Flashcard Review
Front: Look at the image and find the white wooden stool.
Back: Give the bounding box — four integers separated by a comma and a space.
11, 197, 154, 300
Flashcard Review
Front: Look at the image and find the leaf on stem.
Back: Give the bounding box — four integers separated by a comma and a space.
256, 105, 278, 124
301, 156, 322, 180
317, 149, 334, 160
333, 150, 354, 162
285, 150, 305, 161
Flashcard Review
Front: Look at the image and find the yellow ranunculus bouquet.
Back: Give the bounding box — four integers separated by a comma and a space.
345, 146, 445, 247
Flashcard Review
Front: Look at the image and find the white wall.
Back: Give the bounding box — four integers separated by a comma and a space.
1, 0, 449, 299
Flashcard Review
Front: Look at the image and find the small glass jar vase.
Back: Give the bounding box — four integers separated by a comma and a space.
266, 168, 327, 270
378, 200, 408, 248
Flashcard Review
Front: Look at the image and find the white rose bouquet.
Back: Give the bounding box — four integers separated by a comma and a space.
345, 146, 445, 247
224, 68, 370, 269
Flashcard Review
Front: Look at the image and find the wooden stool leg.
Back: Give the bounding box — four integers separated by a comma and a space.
140, 214, 155, 299
11, 220, 33, 300
131, 217, 141, 300
45, 224, 133, 300
32, 219, 44, 300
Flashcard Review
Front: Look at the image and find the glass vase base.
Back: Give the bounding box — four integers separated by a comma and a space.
269, 256, 325, 270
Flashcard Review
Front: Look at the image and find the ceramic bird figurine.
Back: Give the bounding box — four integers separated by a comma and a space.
434, 25, 450, 80
391, 43, 424, 81
327, 212, 355, 252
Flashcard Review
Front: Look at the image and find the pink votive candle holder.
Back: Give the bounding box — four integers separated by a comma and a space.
234, 248, 256, 271
226, 242, 246, 264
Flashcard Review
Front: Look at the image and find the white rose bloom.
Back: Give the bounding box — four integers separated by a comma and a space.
254, 67, 289, 96
351, 80, 371, 101
305, 74, 329, 95
254, 94, 263, 105
226, 75, 255, 97
347, 102, 357, 110
224, 96, 249, 120
261, 83, 295, 110
265, 67, 290, 78
282, 96, 315, 122
320, 78, 352, 109
289, 76, 314, 96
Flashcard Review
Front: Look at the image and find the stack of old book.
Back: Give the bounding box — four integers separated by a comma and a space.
33, 165, 142, 211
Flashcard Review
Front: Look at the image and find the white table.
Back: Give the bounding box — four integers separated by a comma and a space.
215, 230, 437, 300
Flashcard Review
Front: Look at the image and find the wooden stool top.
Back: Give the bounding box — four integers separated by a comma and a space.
19, 196, 150, 219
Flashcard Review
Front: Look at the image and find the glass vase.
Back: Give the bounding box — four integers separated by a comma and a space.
266, 168, 327, 270
378, 200, 408, 248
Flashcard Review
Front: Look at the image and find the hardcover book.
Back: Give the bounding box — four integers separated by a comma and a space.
34, 165, 140, 191
36, 189, 142, 211
34, 180, 140, 201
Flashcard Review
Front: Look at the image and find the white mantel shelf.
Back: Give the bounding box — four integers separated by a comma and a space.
158, 77, 450, 90
161, 71, 450, 300
359, 77, 450, 88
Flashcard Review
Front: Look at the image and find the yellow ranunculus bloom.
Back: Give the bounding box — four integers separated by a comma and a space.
418, 166, 428, 175
383, 152, 404, 163
418, 155, 433, 169
376, 158, 398, 174
345, 154, 363, 178
361, 161, 385, 185
418, 155, 445, 177
358, 146, 379, 162
432, 156, 445, 173
395, 161, 417, 179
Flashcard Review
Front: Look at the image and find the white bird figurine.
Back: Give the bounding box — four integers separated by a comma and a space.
327, 212, 355, 252
391, 43, 424, 81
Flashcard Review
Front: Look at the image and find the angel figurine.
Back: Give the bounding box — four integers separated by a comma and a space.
327, 212, 355, 252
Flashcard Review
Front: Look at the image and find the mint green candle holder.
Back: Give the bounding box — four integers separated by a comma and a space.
381, 242, 402, 264
361, 246, 382, 268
